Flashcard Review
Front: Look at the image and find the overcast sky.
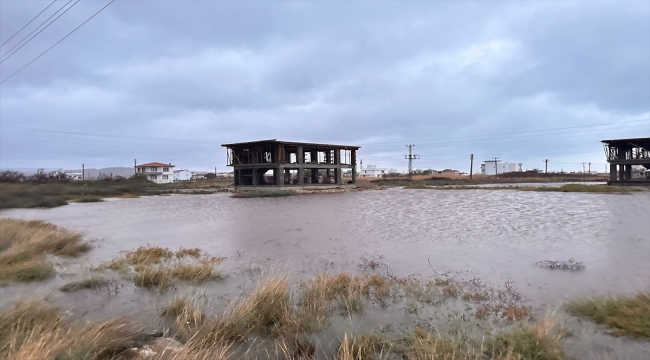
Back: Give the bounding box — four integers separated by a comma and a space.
1, 0, 648, 173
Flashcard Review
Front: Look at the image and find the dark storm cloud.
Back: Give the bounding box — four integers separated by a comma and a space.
0, 0, 648, 171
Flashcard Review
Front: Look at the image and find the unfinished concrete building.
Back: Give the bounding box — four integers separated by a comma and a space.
222, 140, 359, 191
602, 137, 650, 185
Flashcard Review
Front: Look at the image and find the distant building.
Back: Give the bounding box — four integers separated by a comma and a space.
441, 169, 459, 176
217, 172, 234, 177
191, 173, 206, 181
359, 163, 387, 177
135, 162, 175, 184
65, 172, 83, 181
480, 160, 522, 175
173, 169, 192, 182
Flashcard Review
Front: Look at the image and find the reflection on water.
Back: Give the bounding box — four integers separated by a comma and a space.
2, 188, 650, 358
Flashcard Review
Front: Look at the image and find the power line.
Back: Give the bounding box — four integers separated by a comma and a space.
0, 0, 115, 85
0, 0, 58, 48
357, 119, 649, 147
0, 0, 79, 63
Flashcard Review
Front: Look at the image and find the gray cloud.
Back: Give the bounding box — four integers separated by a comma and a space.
1, 0, 648, 172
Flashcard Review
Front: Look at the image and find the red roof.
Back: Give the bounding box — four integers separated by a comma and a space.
136, 162, 175, 167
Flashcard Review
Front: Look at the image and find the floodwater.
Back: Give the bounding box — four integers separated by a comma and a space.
1, 188, 650, 358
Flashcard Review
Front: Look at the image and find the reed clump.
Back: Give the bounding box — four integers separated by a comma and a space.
100, 246, 226, 289
0, 299, 141, 359
566, 292, 650, 339
0, 219, 90, 284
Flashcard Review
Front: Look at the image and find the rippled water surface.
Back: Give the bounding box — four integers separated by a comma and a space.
2, 188, 649, 358
2, 188, 649, 303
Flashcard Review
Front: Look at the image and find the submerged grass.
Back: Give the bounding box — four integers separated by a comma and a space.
1, 269, 573, 360
100, 246, 226, 289
566, 292, 650, 339
59, 276, 108, 292
0, 219, 90, 284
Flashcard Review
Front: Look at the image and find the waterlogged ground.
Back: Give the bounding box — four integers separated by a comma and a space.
1, 187, 649, 358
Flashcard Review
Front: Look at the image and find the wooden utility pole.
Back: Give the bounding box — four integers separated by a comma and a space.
82, 163, 85, 181
544, 159, 549, 174
493, 157, 499, 175
469, 154, 474, 180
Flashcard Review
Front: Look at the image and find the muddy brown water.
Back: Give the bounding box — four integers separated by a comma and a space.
1, 188, 649, 359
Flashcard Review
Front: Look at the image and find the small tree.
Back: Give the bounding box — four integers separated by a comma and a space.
205, 173, 217, 179
384, 168, 400, 177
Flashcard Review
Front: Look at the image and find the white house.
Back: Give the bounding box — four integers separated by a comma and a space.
135, 162, 175, 184
480, 160, 523, 175
173, 169, 192, 182
359, 163, 388, 177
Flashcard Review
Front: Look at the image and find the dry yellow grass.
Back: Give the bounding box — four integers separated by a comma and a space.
0, 219, 90, 284
101, 246, 226, 289
0, 299, 141, 360
338, 333, 389, 360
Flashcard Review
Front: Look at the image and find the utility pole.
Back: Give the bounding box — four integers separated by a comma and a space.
588, 162, 591, 175
581, 162, 586, 174
493, 157, 499, 175
134, 159, 137, 175
405, 144, 420, 178
82, 163, 85, 181
469, 154, 474, 180
544, 159, 549, 174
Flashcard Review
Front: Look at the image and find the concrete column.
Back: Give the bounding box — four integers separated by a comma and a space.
275, 167, 282, 185
334, 150, 340, 165
297, 146, 303, 164
618, 165, 625, 182
284, 168, 290, 185
252, 169, 259, 185
351, 166, 357, 184
625, 164, 632, 180
336, 167, 342, 184
609, 164, 617, 182
298, 167, 304, 185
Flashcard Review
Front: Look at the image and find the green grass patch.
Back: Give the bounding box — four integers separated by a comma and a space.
566, 292, 650, 339
231, 190, 299, 198
71, 196, 104, 203
404, 184, 645, 194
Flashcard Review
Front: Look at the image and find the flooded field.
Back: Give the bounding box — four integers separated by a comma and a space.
1, 187, 649, 359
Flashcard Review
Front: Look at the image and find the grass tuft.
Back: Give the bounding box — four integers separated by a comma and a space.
0, 219, 90, 284
338, 333, 389, 360
59, 276, 108, 292
0, 300, 141, 360
102, 246, 226, 289
566, 292, 650, 339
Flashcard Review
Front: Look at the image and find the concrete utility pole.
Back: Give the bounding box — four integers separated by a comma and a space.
581, 162, 587, 174
469, 154, 474, 180
82, 163, 85, 181
493, 157, 499, 175
405, 144, 420, 178
544, 159, 549, 174
588, 162, 591, 175
134, 159, 137, 175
